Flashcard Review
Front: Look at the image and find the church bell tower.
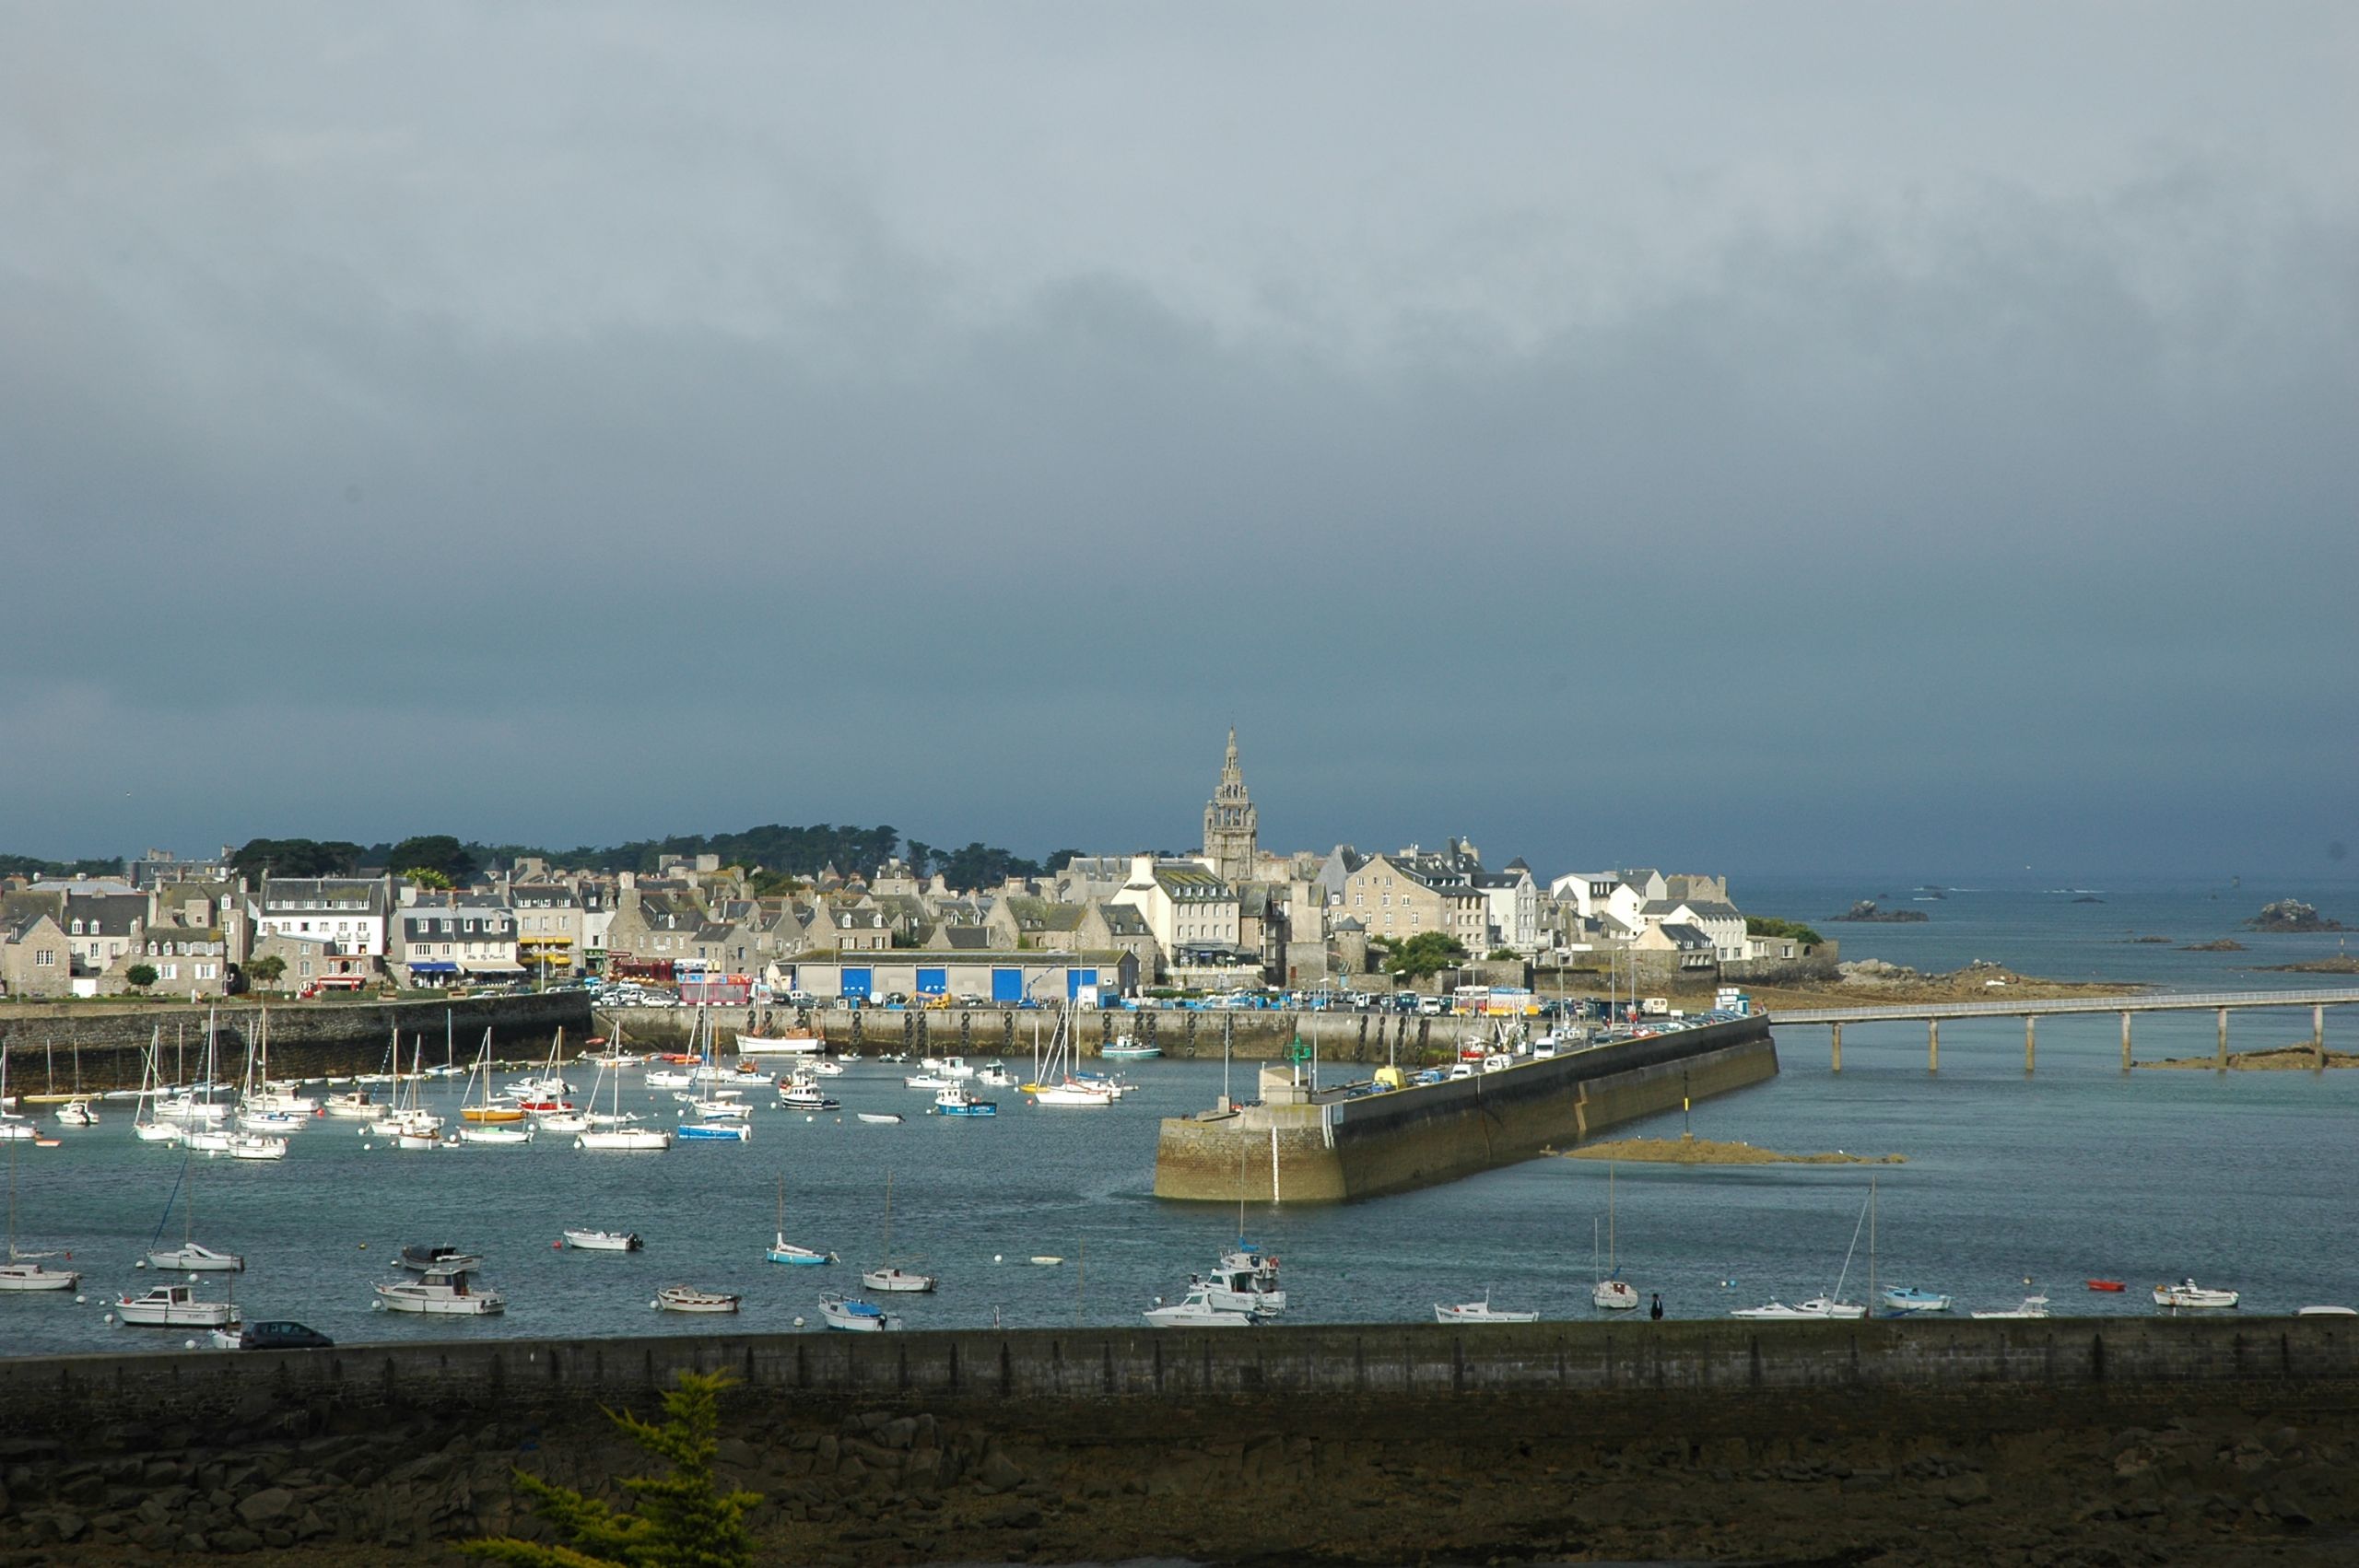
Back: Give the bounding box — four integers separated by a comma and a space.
1203, 728, 1259, 884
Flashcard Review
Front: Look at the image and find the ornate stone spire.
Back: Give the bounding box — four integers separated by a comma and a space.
1203, 727, 1258, 883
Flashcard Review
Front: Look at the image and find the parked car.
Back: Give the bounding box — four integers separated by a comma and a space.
241, 1320, 334, 1351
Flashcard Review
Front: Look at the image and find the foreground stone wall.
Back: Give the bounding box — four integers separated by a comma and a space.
0, 1317, 2353, 1564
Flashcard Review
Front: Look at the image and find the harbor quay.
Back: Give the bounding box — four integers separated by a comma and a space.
0, 993, 592, 1094
1, 1316, 2353, 1563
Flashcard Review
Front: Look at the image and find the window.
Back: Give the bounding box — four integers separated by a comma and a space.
36, 950, 53, 965
299, 961, 313, 976
159, 964, 178, 980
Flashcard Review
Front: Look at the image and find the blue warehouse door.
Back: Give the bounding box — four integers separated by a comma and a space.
840, 967, 873, 1001
915, 967, 947, 997
1066, 967, 1098, 1000
991, 967, 1024, 1004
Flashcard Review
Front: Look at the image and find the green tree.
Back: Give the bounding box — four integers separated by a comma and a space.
246, 954, 287, 988
461, 1370, 759, 1568
230, 838, 367, 879
125, 963, 158, 991
389, 836, 478, 885
405, 867, 454, 890
1382, 930, 1469, 980
1743, 916, 1824, 946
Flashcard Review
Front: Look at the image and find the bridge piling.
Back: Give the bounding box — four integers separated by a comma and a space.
1928, 1018, 1939, 1074
2025, 1015, 2036, 1076
2217, 1008, 2229, 1071
2318, 1005, 2328, 1071
1830, 1022, 1842, 1074
2121, 1012, 2132, 1071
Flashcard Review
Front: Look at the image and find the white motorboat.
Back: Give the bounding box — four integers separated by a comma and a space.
183, 1128, 234, 1153
322, 1090, 378, 1118
1435, 1293, 1539, 1324
645, 1069, 697, 1089
977, 1061, 1016, 1087
564, 1228, 643, 1251
1970, 1295, 2052, 1319
401, 1243, 485, 1272
856, 1112, 903, 1125
901, 1072, 954, 1091
808, 1059, 845, 1078
54, 1100, 99, 1127
2154, 1279, 2239, 1309
1200, 1247, 1285, 1315
375, 1266, 505, 1316
147, 1241, 245, 1272
817, 1291, 901, 1332
778, 1081, 841, 1112
534, 1111, 591, 1133
229, 1133, 288, 1161
238, 1108, 303, 1134
938, 1057, 975, 1079
1099, 1037, 1159, 1060
579, 1126, 672, 1151
653, 1284, 740, 1314
862, 1265, 937, 1293
116, 1283, 241, 1328
1145, 1284, 1264, 1328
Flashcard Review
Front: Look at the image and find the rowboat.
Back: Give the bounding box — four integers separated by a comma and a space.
652, 1284, 739, 1314
2086, 1279, 2126, 1293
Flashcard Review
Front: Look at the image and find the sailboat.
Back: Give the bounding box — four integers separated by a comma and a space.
132, 1032, 182, 1143
766, 1174, 835, 1266
1022, 1004, 1115, 1106
145, 1148, 245, 1271
1868, 1179, 1951, 1313
53, 1041, 98, 1125
1591, 1163, 1640, 1310
245, 1007, 317, 1115
576, 1051, 671, 1151
457, 1030, 534, 1144
861, 1172, 937, 1293
0, 1139, 79, 1291
1731, 1187, 1872, 1319
0, 1052, 39, 1141
387, 1039, 446, 1151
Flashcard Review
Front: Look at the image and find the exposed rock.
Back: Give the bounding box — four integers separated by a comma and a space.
1830, 900, 1929, 923
235, 1488, 295, 1526
2247, 900, 2348, 932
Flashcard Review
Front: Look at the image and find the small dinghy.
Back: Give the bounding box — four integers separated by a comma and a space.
652, 1284, 740, 1314
2085, 1279, 2126, 1293
856, 1112, 903, 1126
1879, 1286, 1953, 1315
1970, 1294, 2052, 1319
563, 1229, 642, 1252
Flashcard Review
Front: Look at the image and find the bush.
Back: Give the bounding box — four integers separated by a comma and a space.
125, 964, 158, 990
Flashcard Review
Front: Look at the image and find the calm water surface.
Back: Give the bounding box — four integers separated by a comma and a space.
6, 878, 2354, 1355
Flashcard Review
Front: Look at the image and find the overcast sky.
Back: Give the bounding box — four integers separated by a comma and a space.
5, 3, 2353, 879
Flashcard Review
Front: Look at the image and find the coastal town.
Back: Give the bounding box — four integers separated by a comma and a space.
1, 732, 1831, 1008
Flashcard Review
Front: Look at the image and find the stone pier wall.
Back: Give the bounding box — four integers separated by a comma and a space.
0, 993, 593, 1092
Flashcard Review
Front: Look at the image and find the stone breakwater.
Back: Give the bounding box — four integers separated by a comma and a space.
0, 993, 592, 1092
3, 1317, 2356, 1564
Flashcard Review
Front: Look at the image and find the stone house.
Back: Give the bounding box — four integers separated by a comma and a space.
1109, 854, 1242, 978
985, 896, 1087, 952
256, 877, 393, 958
0, 911, 70, 998
508, 883, 585, 977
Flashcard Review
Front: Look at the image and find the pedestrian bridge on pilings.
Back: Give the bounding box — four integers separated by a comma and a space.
1765, 987, 2359, 1072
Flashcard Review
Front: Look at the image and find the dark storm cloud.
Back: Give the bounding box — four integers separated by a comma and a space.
3, 4, 2353, 874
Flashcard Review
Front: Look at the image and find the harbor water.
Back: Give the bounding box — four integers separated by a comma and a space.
5, 876, 2354, 1356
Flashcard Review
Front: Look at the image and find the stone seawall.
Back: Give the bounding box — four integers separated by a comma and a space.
1, 1318, 2353, 1564
1155, 1017, 1778, 1202
0, 993, 593, 1092
600, 1002, 1495, 1062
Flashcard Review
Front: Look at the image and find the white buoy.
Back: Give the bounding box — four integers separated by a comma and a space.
75, 1294, 87, 1305
102, 1312, 114, 1324
134, 1259, 147, 1270
993, 1254, 1003, 1264
792, 1316, 805, 1328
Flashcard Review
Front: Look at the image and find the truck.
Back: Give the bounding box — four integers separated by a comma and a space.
1640, 997, 1672, 1017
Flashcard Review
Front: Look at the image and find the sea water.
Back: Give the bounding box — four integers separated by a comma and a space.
4, 877, 2353, 1356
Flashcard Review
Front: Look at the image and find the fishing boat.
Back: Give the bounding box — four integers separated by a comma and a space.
817, 1291, 901, 1332
1435, 1293, 1539, 1324
778, 1078, 842, 1112
766, 1175, 835, 1266
1099, 1036, 1160, 1060
931, 1084, 997, 1117
1591, 1164, 1639, 1311
375, 1265, 504, 1316
1970, 1294, 2052, 1319
54, 1099, 98, 1127
1144, 1283, 1263, 1328
735, 1028, 825, 1056
2085, 1279, 2126, 1293
1201, 1245, 1285, 1314
856, 1112, 903, 1126
2153, 1279, 2239, 1309
653, 1284, 740, 1314
1880, 1286, 1954, 1314
807, 1059, 845, 1078
861, 1173, 938, 1293
115, 1283, 241, 1328
0, 1141, 78, 1292
564, 1228, 642, 1251
976, 1060, 1016, 1087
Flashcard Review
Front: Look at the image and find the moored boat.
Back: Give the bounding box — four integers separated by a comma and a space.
2086, 1279, 2126, 1293
931, 1084, 997, 1117
817, 1291, 901, 1332
653, 1284, 740, 1314
564, 1228, 643, 1251
1144, 1283, 1264, 1328
2153, 1279, 2239, 1309
1880, 1285, 1954, 1315
1435, 1293, 1538, 1324
116, 1283, 241, 1328
1970, 1294, 2052, 1319
375, 1265, 504, 1316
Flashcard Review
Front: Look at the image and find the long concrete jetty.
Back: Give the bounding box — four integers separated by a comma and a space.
1154, 1014, 1777, 1202
1768, 987, 2359, 1073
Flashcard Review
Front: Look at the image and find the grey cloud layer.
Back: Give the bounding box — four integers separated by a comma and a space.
4, 4, 2353, 872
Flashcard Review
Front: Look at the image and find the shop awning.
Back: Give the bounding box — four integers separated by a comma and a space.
464, 962, 527, 975
407, 961, 458, 975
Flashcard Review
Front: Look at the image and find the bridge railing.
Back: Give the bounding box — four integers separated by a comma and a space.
1768, 987, 2359, 1024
